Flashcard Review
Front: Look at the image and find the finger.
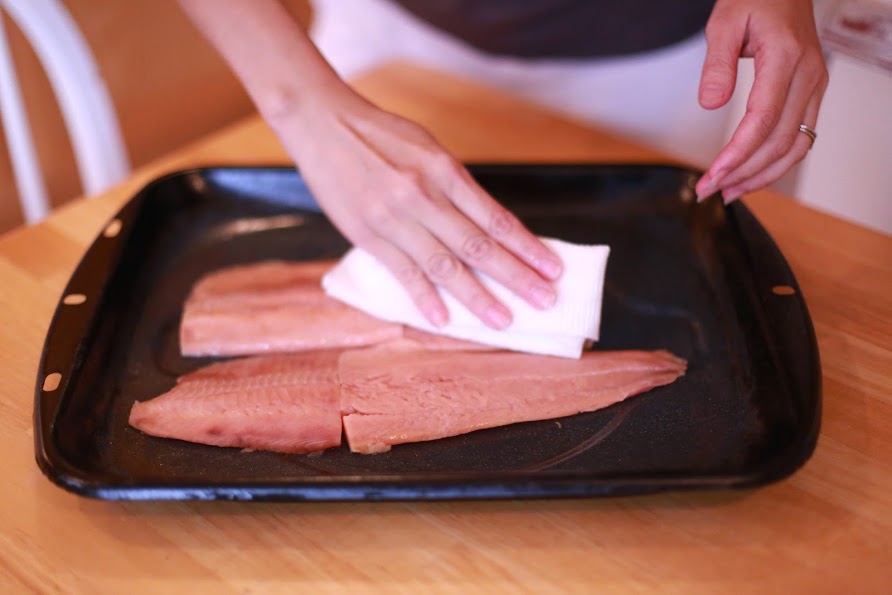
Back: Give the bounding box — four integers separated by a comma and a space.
714, 60, 819, 191
698, 14, 744, 110
721, 95, 821, 202
720, 135, 809, 202
361, 236, 450, 328
444, 163, 563, 280
385, 221, 514, 330
414, 194, 558, 310
696, 50, 796, 198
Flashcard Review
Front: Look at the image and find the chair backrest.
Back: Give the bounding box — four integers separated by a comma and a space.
0, 0, 129, 225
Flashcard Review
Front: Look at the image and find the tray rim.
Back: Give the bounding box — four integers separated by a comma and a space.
33, 163, 822, 501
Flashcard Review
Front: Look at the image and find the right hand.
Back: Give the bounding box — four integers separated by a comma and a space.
267, 84, 564, 330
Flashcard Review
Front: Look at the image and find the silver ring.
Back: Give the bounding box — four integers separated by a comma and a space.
799, 124, 817, 147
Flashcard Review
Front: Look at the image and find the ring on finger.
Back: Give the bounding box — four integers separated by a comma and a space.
798, 124, 817, 148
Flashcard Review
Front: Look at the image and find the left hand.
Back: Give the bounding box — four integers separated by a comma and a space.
694, 0, 829, 202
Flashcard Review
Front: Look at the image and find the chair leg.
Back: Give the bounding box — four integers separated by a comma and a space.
2, 0, 130, 200
0, 10, 50, 224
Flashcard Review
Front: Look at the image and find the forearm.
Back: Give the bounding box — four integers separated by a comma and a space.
177, 0, 346, 122
177, 0, 562, 330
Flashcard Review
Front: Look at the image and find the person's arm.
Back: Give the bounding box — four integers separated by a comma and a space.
694, 0, 828, 202
177, 0, 563, 330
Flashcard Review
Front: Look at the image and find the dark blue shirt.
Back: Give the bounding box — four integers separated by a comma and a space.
391, 0, 716, 59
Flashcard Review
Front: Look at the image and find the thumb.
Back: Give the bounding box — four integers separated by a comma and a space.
698, 18, 743, 109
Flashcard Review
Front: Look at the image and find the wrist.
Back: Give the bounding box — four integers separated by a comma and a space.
254, 70, 347, 125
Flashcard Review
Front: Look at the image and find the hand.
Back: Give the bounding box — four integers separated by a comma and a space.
270, 85, 564, 330
694, 0, 829, 202
175, 0, 563, 331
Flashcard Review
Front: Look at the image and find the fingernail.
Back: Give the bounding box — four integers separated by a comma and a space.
722, 189, 741, 204
695, 176, 716, 202
484, 304, 512, 330
539, 254, 563, 280
696, 181, 714, 202
530, 282, 557, 309
697, 169, 727, 202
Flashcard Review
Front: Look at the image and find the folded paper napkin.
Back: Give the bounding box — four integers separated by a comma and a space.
321, 238, 610, 358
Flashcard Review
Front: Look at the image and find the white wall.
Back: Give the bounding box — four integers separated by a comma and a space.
796, 55, 892, 235
742, 0, 892, 236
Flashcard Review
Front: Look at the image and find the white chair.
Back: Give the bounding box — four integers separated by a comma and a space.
0, 0, 129, 225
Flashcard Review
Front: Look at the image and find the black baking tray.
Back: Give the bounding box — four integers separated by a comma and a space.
34, 164, 821, 501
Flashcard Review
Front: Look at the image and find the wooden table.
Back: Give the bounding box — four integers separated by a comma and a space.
1, 64, 890, 593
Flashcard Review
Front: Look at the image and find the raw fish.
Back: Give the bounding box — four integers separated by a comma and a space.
180, 260, 402, 356
129, 352, 342, 453
339, 349, 686, 454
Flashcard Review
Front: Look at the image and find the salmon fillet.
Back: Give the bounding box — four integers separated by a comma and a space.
397, 327, 498, 351
339, 349, 686, 454
129, 348, 685, 456
129, 352, 342, 453
180, 260, 403, 356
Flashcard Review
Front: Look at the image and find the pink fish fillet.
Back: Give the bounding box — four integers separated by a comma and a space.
180, 260, 403, 357
129, 352, 342, 453
339, 349, 687, 454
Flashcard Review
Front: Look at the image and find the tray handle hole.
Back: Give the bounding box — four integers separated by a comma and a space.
62, 293, 87, 305
43, 373, 61, 392
772, 285, 796, 296
103, 219, 122, 238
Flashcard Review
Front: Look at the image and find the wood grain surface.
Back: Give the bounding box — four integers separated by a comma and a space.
0, 64, 889, 594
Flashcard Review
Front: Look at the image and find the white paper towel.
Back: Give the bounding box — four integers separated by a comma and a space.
321, 238, 610, 358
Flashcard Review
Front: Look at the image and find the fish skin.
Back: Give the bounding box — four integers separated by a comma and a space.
339, 349, 686, 454
179, 260, 403, 357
